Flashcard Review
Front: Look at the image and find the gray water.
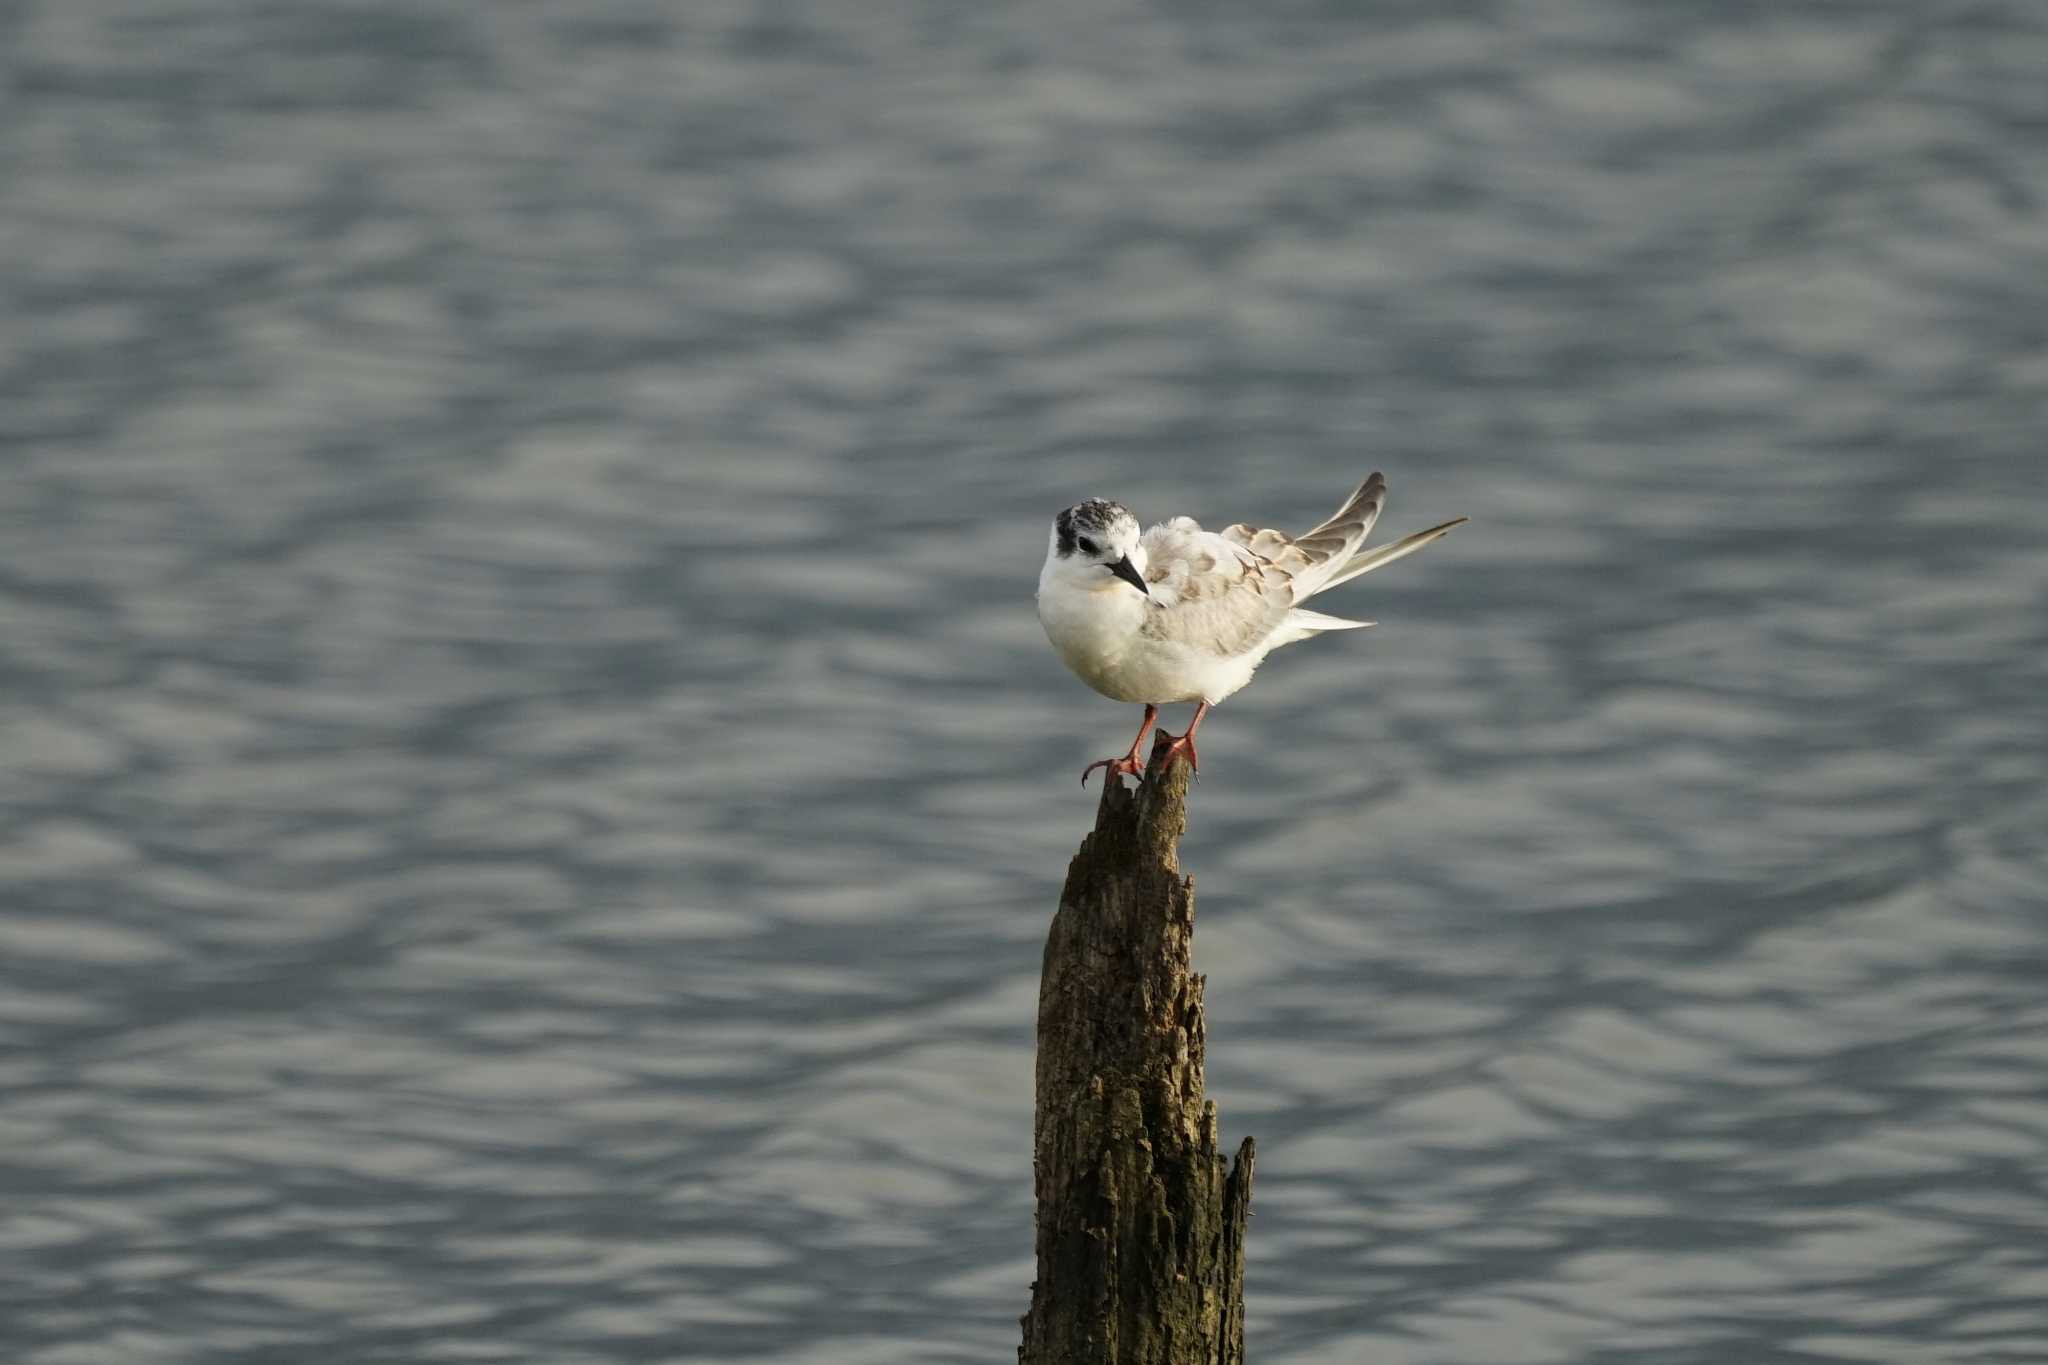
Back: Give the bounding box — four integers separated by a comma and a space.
3, 3, 2046, 1362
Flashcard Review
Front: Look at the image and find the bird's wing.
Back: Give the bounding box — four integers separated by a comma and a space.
1220, 473, 1388, 601
1318, 516, 1470, 591
1138, 517, 1303, 657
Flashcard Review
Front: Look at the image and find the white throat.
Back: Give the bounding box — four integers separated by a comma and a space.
1036, 558, 1155, 703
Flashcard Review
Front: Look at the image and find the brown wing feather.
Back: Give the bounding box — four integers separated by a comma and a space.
1219, 473, 1388, 599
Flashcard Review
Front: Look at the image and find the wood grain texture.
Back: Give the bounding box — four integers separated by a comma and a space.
1020, 732, 1253, 1365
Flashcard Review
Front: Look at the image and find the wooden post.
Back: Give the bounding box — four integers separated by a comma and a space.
1020, 731, 1254, 1365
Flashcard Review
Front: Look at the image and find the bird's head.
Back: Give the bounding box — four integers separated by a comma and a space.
1043, 499, 1149, 597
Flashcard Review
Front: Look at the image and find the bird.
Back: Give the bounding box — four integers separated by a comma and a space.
1036, 473, 1466, 785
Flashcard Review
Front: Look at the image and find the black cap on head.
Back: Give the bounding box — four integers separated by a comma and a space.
1055, 499, 1132, 558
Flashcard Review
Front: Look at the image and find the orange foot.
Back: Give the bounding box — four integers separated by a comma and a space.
1080, 752, 1146, 787
1081, 703, 1160, 788
1155, 700, 1211, 778
1156, 731, 1200, 775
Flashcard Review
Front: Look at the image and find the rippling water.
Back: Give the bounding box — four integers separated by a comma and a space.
4, 3, 2045, 1362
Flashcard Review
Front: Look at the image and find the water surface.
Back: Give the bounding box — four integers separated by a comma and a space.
3, 3, 2046, 1362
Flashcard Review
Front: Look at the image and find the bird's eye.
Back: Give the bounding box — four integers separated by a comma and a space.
1077, 537, 1099, 555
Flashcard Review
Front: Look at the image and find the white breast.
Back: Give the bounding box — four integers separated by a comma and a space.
1037, 574, 1152, 702
1037, 572, 1263, 705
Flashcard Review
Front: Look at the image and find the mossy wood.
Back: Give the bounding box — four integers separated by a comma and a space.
1020, 731, 1254, 1365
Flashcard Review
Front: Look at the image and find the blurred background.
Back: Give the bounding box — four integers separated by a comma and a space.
3, 3, 2045, 1362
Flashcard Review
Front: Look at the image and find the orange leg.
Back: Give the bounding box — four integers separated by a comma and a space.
1081, 703, 1159, 787
1157, 700, 1210, 775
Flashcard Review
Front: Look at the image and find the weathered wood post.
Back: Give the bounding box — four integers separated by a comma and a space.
1020, 731, 1254, 1365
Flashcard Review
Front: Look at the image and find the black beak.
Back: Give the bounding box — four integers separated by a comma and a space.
1108, 555, 1149, 597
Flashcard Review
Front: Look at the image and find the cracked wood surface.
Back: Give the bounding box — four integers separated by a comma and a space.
1020, 732, 1254, 1365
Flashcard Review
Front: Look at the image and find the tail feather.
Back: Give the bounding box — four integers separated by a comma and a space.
1271, 607, 1374, 648
1315, 516, 1469, 594
1286, 608, 1375, 633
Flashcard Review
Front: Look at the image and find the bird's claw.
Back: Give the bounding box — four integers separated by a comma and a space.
1157, 734, 1200, 778
1081, 754, 1147, 788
